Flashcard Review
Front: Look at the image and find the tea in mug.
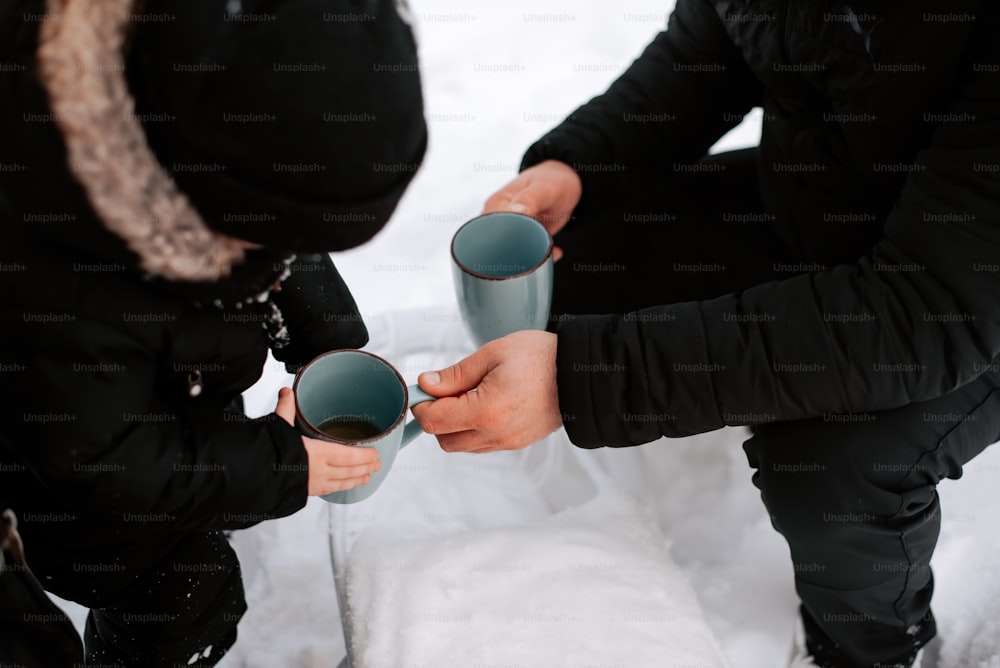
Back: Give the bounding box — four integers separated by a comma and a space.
316, 416, 383, 441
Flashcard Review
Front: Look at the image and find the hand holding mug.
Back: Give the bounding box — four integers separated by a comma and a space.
411, 330, 562, 453
274, 387, 382, 496
481, 159, 582, 260
291, 351, 435, 504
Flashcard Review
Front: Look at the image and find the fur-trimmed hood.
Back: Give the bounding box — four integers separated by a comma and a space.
37, 0, 247, 281
6, 0, 426, 282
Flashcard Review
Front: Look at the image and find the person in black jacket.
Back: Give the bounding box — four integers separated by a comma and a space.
0, 0, 425, 665
413, 1, 1000, 666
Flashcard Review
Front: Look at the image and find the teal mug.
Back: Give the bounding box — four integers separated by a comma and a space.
293, 350, 435, 504
451, 212, 554, 347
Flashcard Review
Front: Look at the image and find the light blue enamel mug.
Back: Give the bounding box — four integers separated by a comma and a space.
451, 212, 554, 346
293, 350, 435, 504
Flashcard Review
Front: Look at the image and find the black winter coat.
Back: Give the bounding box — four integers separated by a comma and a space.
524, 0, 1000, 446
0, 0, 425, 531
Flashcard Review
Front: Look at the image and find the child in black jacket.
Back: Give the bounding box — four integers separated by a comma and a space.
0, 0, 426, 664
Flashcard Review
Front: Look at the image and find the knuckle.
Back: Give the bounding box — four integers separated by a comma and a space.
485, 194, 507, 209
450, 360, 469, 386
476, 397, 501, 430
482, 338, 507, 360
420, 417, 438, 435
478, 408, 500, 431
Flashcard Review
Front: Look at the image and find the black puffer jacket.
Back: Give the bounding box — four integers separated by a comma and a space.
0, 0, 425, 529
524, 0, 1000, 446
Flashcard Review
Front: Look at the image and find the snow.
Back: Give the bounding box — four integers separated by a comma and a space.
47, 0, 1000, 666
345, 491, 730, 668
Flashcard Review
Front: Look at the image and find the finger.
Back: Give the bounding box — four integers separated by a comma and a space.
412, 392, 483, 435
323, 473, 373, 494
325, 462, 381, 478
484, 181, 546, 218
452, 425, 535, 453
312, 440, 381, 467
464, 440, 523, 454
553, 246, 563, 262
418, 345, 499, 397
504, 188, 544, 217
472, 441, 529, 453
274, 386, 296, 426
436, 429, 495, 453
482, 190, 515, 214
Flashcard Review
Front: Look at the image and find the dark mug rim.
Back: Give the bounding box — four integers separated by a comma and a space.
450, 212, 554, 282
292, 349, 408, 444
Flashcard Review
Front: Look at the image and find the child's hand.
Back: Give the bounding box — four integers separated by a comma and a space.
274, 387, 382, 496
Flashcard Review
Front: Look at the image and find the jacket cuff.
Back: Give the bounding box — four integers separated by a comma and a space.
556, 305, 721, 448
258, 418, 310, 521
270, 253, 369, 373
208, 416, 309, 530
555, 316, 603, 448
556, 314, 668, 448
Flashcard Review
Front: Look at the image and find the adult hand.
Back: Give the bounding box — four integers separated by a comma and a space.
411, 330, 562, 453
274, 387, 381, 496
482, 160, 582, 261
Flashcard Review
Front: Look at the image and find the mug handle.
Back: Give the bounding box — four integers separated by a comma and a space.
401, 386, 436, 448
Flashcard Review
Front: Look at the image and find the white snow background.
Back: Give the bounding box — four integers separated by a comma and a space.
50, 1, 1000, 666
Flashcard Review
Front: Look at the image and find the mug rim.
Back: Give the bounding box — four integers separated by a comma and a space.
450, 212, 554, 282
292, 349, 408, 444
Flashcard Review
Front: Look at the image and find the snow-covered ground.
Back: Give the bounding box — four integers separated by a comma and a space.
52, 1, 1000, 666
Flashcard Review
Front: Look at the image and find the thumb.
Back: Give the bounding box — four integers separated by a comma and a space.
419, 346, 498, 397
275, 386, 296, 426
483, 183, 543, 217
504, 188, 542, 217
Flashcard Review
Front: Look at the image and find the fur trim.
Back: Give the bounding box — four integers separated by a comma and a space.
36, 0, 245, 281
